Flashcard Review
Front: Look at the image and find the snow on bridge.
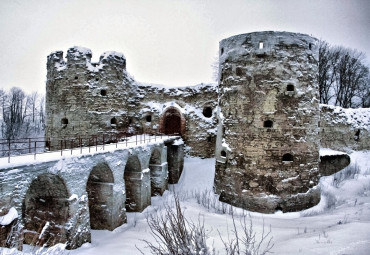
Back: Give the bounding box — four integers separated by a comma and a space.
0, 135, 184, 250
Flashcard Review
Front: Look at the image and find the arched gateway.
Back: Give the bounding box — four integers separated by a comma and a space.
160, 107, 185, 136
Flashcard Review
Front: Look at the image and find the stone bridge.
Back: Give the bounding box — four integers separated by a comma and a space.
0, 136, 184, 250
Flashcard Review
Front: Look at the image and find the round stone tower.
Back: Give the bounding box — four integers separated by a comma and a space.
214, 31, 320, 213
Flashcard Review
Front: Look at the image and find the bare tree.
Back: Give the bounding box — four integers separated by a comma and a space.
0, 89, 6, 138
2, 87, 26, 139
334, 49, 369, 108
318, 41, 340, 104
357, 74, 370, 107
38, 95, 46, 131
318, 41, 369, 108
29, 92, 39, 123
0, 88, 45, 140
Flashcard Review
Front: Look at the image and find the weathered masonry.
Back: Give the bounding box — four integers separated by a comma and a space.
214, 32, 321, 213
44, 41, 369, 169
0, 137, 184, 250
44, 33, 370, 216
45, 47, 217, 158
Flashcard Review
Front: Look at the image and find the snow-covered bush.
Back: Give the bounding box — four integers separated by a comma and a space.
332, 162, 360, 188
218, 212, 274, 255
193, 189, 235, 215
140, 195, 214, 255
141, 194, 274, 255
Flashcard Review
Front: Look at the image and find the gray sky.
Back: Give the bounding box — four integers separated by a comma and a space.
0, 0, 369, 94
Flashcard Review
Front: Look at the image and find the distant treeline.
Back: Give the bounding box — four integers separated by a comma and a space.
319, 41, 369, 108
0, 87, 45, 140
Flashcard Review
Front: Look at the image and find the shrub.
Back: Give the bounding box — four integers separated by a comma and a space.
332, 162, 360, 188
139, 195, 214, 255
218, 212, 274, 255
140, 194, 274, 255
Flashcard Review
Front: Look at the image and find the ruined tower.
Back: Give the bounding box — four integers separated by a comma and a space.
214, 31, 320, 213
45, 46, 136, 149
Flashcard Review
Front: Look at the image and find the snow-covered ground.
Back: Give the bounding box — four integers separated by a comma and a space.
2, 151, 370, 255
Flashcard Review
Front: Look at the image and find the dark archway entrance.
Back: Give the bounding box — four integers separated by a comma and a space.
165, 113, 181, 135
23, 174, 69, 247
86, 162, 114, 230
160, 107, 185, 136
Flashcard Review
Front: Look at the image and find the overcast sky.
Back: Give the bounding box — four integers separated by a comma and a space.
0, 0, 369, 94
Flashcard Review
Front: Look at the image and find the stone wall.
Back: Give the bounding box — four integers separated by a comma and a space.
214, 31, 321, 213
45, 47, 218, 158
136, 84, 218, 157
320, 104, 370, 152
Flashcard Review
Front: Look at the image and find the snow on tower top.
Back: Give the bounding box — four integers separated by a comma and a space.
47, 46, 126, 72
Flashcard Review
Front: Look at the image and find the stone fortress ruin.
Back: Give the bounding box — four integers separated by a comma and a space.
1, 30, 369, 250
45, 31, 369, 214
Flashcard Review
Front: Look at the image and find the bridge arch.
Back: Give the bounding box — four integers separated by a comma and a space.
23, 173, 70, 247
159, 106, 186, 136
86, 162, 114, 230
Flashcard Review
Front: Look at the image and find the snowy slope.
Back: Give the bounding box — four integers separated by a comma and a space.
2, 152, 370, 255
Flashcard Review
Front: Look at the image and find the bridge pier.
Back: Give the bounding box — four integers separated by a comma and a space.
165, 140, 184, 184
149, 148, 168, 196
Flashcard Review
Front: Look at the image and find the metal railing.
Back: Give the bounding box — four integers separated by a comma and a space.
0, 133, 179, 163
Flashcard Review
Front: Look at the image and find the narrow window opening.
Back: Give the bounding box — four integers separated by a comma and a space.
282, 153, 293, 162
287, 84, 295, 92
221, 150, 227, 157
128, 118, 132, 125
61, 118, 68, 125
111, 117, 117, 125
263, 120, 273, 128
309, 43, 312, 50
101, 89, 107, 96
220, 47, 224, 55
207, 136, 212, 142
146, 115, 152, 122
74, 76, 78, 80
259, 42, 264, 49
354, 129, 360, 141
236, 67, 244, 76
45, 141, 50, 149
203, 107, 213, 118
